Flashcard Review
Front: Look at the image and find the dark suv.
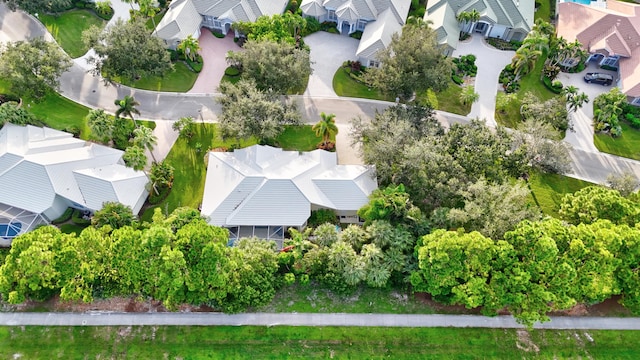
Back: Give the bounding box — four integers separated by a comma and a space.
584, 73, 613, 86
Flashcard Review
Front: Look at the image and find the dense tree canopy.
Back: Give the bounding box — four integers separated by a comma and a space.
559, 186, 640, 226
0, 38, 72, 100
226, 40, 311, 95
364, 22, 453, 100
0, 103, 40, 126
83, 19, 172, 82
2, 0, 71, 14
216, 79, 301, 143
233, 13, 308, 46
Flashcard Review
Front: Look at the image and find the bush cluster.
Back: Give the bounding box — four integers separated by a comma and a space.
451, 54, 477, 85
499, 65, 520, 93
542, 76, 563, 94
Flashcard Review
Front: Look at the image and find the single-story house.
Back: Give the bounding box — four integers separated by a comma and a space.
557, 1, 640, 105
201, 145, 378, 245
425, 0, 534, 55
300, 0, 411, 67
155, 0, 289, 48
0, 124, 149, 243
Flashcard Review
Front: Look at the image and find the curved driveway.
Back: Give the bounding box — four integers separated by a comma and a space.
2, 4, 640, 182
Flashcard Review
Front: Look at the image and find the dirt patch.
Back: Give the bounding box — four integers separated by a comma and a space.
413, 293, 482, 315
515, 329, 540, 353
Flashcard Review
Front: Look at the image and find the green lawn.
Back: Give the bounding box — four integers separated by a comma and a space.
118, 62, 198, 92
496, 54, 558, 129
594, 122, 640, 160
535, 0, 553, 22
432, 81, 471, 116
528, 172, 595, 218
274, 125, 327, 151
39, 10, 106, 58
145, 11, 166, 31
58, 223, 89, 235
333, 67, 393, 101
1, 326, 639, 358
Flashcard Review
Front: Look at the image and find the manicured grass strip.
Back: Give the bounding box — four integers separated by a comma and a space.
333, 67, 393, 101
433, 81, 471, 116
275, 125, 325, 151
1, 326, 638, 359
594, 122, 640, 161
24, 91, 92, 138
528, 172, 595, 218
39, 10, 106, 58
259, 284, 439, 314
118, 62, 198, 92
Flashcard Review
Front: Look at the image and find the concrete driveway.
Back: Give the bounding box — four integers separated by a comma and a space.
558, 62, 618, 152
453, 35, 515, 125
303, 31, 359, 97
189, 30, 242, 94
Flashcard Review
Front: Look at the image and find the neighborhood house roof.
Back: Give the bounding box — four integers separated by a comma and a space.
154, 0, 203, 42
0, 124, 149, 216
201, 145, 378, 227
356, 8, 402, 60
191, 0, 288, 22
557, 1, 640, 97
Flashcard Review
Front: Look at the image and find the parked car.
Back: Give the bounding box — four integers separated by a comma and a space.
584, 73, 613, 86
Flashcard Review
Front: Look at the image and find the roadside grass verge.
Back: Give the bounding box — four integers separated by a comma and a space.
332, 66, 393, 101
39, 10, 106, 58
140, 124, 322, 221
527, 171, 596, 218
594, 121, 640, 161
1, 326, 638, 359
117, 62, 198, 92
432, 81, 471, 116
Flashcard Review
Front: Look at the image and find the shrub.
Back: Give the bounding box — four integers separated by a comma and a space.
308, 209, 338, 227
72, 209, 91, 225
211, 30, 226, 39
350, 31, 363, 40
167, 49, 178, 62
225, 66, 240, 76
320, 21, 338, 31
626, 113, 640, 129
601, 64, 617, 71
51, 208, 73, 225
302, 17, 321, 36
451, 74, 463, 85
350, 60, 362, 74
186, 58, 202, 73
542, 76, 563, 94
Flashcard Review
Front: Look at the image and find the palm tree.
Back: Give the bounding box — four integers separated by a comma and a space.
456, 10, 480, 36
511, 47, 541, 80
115, 95, 141, 127
532, 19, 555, 38
133, 126, 158, 163
138, 0, 159, 33
459, 85, 479, 105
149, 161, 174, 195
522, 30, 549, 53
312, 112, 338, 148
177, 35, 200, 62
562, 86, 589, 113
86, 109, 114, 143
123, 145, 148, 171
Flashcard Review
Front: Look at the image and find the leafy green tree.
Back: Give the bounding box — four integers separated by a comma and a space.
412, 229, 495, 308
123, 145, 148, 170
312, 112, 338, 148
520, 91, 570, 131
364, 22, 453, 100
1, 0, 71, 13
133, 126, 158, 163
226, 40, 311, 95
606, 171, 639, 197
86, 109, 114, 143
0, 38, 72, 100
114, 95, 141, 126
149, 161, 174, 196
358, 184, 426, 233
172, 116, 195, 139
83, 19, 172, 82
233, 12, 307, 46
593, 88, 627, 133
312, 223, 339, 247
92, 202, 136, 230
177, 35, 200, 62
0, 102, 39, 126
448, 178, 541, 239
559, 186, 640, 226
217, 79, 301, 143
512, 118, 572, 174
137, 0, 159, 30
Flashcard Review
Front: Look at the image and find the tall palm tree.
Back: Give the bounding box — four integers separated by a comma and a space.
511, 47, 541, 80
138, 0, 159, 33
532, 19, 555, 38
563, 86, 589, 113
522, 30, 549, 53
459, 85, 479, 105
133, 126, 158, 163
115, 95, 141, 127
86, 109, 114, 143
123, 145, 148, 171
177, 35, 201, 62
312, 112, 338, 148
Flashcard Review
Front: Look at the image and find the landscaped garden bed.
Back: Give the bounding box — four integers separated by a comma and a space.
332, 62, 392, 101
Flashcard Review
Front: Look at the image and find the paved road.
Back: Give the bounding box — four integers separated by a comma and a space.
1, 312, 639, 329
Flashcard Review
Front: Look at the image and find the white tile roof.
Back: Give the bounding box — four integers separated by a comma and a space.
0, 124, 149, 215
191, 0, 288, 22
300, 0, 327, 16
155, 0, 203, 42
201, 145, 377, 227
356, 8, 402, 59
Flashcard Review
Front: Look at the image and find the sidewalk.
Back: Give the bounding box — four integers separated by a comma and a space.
2, 312, 639, 329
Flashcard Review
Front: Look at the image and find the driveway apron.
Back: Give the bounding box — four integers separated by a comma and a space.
453, 35, 515, 125
304, 32, 359, 97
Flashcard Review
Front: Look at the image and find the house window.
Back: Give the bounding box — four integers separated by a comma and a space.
632, 97, 640, 106
357, 19, 366, 31
213, 20, 222, 28
328, 10, 337, 21
601, 55, 619, 67
369, 60, 380, 68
